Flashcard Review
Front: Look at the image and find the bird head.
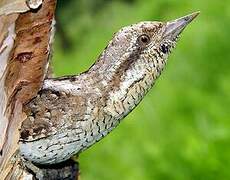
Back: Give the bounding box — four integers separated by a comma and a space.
93, 12, 199, 89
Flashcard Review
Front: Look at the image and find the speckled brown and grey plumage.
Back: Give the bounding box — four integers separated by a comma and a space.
19, 12, 199, 165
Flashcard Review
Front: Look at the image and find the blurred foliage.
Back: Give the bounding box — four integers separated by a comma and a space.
54, 0, 230, 179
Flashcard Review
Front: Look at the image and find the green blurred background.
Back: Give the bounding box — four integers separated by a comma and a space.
54, 0, 230, 179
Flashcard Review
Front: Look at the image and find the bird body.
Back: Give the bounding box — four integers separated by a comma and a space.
19, 13, 199, 164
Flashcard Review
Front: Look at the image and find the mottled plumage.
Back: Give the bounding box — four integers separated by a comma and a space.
19, 12, 199, 164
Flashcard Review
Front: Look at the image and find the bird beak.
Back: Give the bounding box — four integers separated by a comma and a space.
163, 12, 200, 40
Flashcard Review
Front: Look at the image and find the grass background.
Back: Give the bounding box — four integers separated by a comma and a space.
53, 0, 230, 179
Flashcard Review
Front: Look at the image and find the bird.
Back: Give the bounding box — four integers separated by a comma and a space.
19, 12, 199, 165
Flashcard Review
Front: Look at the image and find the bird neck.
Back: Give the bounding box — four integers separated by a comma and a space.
84, 53, 162, 122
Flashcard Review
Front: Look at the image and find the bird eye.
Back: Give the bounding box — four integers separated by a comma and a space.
138, 34, 150, 45
160, 44, 169, 54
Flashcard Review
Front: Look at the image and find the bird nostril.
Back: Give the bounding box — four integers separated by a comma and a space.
160, 44, 169, 54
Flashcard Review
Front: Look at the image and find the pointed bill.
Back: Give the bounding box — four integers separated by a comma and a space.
163, 12, 200, 40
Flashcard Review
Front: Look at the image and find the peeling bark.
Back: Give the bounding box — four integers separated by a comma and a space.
0, 0, 43, 15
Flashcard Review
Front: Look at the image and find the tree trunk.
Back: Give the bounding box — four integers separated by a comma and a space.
0, 0, 79, 179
